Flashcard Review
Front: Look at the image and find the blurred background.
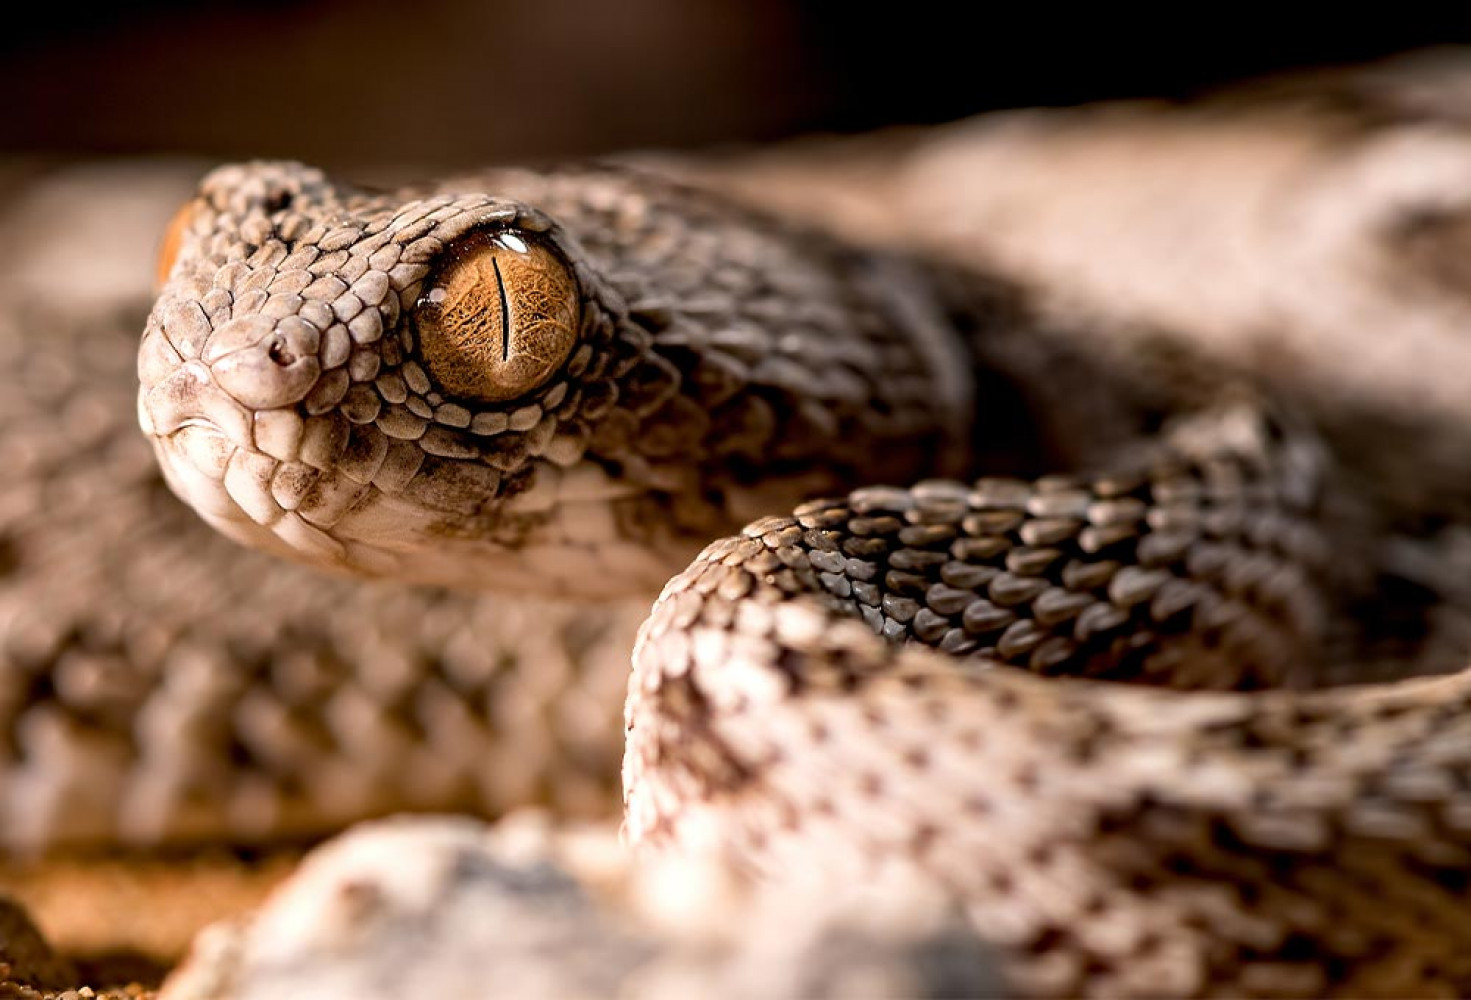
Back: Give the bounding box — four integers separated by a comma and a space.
2, 1, 1460, 168
1, 3, 1470, 987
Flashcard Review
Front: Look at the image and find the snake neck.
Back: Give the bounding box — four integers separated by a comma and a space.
512, 164, 1174, 512
489, 165, 993, 504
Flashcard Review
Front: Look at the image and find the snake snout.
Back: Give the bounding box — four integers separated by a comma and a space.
205, 315, 323, 410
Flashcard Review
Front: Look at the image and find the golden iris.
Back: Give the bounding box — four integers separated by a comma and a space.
415, 231, 580, 402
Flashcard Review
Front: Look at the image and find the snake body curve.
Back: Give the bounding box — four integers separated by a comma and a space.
137, 157, 1471, 998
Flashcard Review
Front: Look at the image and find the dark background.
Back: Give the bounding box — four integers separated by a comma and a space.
3, 1, 1463, 168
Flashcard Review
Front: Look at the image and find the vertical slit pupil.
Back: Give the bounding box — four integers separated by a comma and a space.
491, 256, 510, 362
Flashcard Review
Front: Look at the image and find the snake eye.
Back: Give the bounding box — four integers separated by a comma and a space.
414, 230, 580, 403
155, 201, 198, 290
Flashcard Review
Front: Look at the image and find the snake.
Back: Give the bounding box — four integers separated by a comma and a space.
120, 144, 1471, 1000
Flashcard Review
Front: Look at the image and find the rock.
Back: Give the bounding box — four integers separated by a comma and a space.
161, 814, 1002, 999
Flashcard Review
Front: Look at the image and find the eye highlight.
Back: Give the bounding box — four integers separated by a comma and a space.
414, 231, 580, 403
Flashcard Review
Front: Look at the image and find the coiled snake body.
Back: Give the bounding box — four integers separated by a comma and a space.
138, 157, 1471, 998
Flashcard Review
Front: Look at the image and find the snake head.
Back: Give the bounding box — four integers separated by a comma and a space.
142, 161, 966, 598
140, 160, 706, 597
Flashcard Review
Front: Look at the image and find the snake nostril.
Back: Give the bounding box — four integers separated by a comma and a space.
206, 316, 322, 410
267, 337, 296, 367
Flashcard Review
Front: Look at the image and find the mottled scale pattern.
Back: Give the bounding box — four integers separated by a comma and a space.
766, 408, 1329, 691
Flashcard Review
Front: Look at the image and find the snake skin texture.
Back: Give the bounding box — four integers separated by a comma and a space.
128, 146, 1471, 1000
